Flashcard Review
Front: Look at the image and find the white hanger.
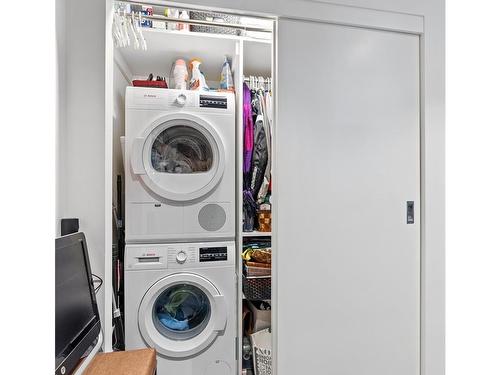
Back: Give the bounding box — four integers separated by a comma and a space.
129, 12, 140, 50
120, 9, 130, 47
113, 7, 123, 47
112, 12, 121, 47
137, 11, 147, 50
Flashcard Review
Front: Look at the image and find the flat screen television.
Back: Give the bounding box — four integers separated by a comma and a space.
55, 232, 101, 375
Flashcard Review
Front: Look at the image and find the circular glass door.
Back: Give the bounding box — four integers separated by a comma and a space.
151, 126, 213, 174
153, 283, 211, 341
138, 273, 227, 358
133, 114, 225, 202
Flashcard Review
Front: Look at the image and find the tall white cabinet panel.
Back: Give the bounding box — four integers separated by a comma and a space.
275, 19, 420, 375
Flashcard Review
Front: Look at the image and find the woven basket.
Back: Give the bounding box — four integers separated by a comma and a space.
243, 275, 271, 300
190, 11, 241, 35
244, 263, 271, 277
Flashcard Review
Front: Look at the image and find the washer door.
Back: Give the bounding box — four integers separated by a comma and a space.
138, 273, 227, 358
131, 113, 225, 202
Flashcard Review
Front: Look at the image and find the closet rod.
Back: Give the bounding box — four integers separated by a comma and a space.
117, 0, 273, 33
243, 77, 272, 81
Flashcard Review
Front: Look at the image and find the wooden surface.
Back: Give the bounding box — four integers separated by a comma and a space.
82, 348, 156, 375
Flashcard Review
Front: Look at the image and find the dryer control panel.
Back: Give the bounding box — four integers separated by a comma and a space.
199, 246, 228, 262
199, 95, 228, 109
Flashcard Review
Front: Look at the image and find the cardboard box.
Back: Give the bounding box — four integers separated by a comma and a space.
83, 348, 156, 375
249, 300, 271, 332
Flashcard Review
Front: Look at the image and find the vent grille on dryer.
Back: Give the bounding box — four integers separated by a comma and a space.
198, 204, 226, 231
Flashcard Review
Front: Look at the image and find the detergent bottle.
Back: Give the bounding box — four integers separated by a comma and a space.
219, 55, 234, 92
172, 59, 188, 90
189, 58, 209, 91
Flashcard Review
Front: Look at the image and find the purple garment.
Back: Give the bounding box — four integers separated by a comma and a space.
243, 83, 254, 174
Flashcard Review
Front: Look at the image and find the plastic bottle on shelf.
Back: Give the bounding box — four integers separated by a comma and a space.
164, 8, 172, 30
172, 59, 188, 90
178, 10, 190, 32
141, 6, 153, 28
219, 56, 235, 92
165, 8, 179, 30
189, 59, 209, 91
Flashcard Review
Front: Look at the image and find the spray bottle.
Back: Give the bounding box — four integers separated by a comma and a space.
219, 55, 234, 92
189, 58, 209, 91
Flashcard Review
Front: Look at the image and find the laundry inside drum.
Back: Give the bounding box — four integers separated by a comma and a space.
153, 283, 212, 340
151, 125, 214, 173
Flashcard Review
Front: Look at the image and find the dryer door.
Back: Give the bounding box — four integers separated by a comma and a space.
138, 273, 227, 358
131, 113, 225, 202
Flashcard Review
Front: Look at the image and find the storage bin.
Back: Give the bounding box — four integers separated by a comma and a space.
248, 300, 271, 332
251, 329, 272, 375
190, 11, 241, 35
132, 80, 168, 89
244, 262, 271, 277
243, 275, 271, 300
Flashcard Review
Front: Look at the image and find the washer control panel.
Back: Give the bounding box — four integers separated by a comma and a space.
126, 242, 235, 270
167, 245, 196, 266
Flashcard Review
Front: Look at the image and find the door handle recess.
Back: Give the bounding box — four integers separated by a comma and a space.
131, 137, 146, 175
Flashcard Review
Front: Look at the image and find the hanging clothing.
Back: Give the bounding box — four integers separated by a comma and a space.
243, 190, 258, 232
243, 83, 254, 190
250, 93, 268, 201
243, 78, 273, 231
256, 89, 272, 203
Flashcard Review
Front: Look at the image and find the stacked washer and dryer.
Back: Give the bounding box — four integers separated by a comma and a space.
124, 87, 237, 375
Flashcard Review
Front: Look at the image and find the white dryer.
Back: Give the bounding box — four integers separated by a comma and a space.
125, 87, 235, 243
124, 241, 236, 375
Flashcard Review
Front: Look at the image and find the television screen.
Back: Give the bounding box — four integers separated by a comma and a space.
55, 233, 100, 375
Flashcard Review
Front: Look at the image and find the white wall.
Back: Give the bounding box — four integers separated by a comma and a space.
56, 0, 106, 326
57, 0, 443, 361
113, 53, 131, 239
56, 0, 66, 234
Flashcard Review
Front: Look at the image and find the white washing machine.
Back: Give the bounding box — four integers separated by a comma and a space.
125, 87, 235, 243
125, 241, 236, 375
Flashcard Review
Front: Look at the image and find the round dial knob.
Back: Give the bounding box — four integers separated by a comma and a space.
176, 250, 188, 264
176, 94, 187, 106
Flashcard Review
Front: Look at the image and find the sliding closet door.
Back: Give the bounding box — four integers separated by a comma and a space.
275, 19, 420, 375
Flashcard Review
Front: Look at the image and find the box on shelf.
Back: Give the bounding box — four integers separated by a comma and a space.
244, 261, 271, 277
190, 11, 241, 35
243, 275, 271, 300
249, 300, 271, 332
251, 329, 272, 375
